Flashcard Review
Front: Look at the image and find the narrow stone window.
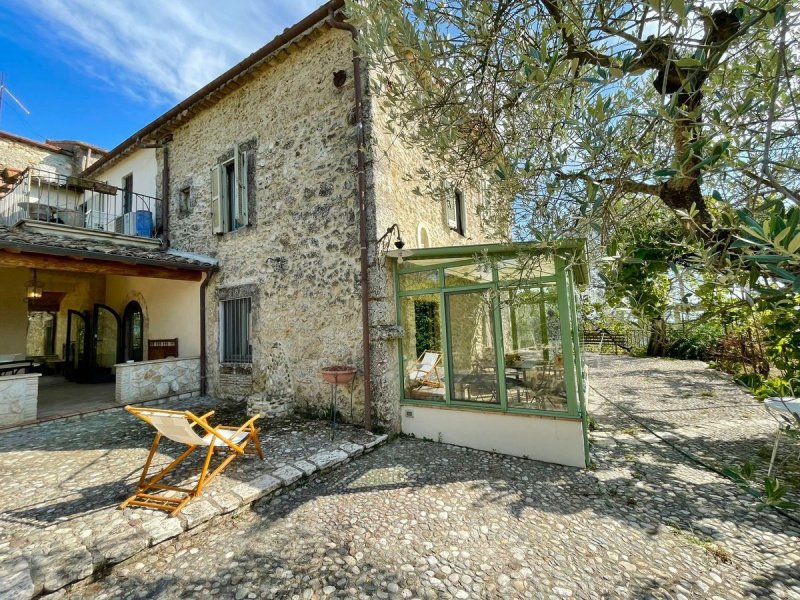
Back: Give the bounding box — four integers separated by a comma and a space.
220, 297, 252, 363
446, 186, 466, 236
179, 186, 191, 215
211, 143, 250, 234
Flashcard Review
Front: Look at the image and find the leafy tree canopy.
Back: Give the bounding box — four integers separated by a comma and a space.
351, 0, 799, 236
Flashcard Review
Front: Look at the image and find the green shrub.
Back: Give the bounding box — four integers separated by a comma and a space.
735, 373, 765, 390
665, 323, 725, 360
753, 378, 800, 400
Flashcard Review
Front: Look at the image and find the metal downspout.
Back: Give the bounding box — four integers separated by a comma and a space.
328, 9, 373, 430
200, 269, 216, 395
161, 145, 170, 248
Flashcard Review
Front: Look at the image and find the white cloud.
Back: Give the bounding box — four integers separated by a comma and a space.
12, 0, 323, 104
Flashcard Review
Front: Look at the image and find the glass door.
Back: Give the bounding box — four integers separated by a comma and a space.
92, 304, 122, 382
65, 310, 89, 382
445, 289, 500, 405
123, 301, 144, 362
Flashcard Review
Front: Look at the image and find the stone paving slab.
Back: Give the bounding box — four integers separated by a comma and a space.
0, 396, 387, 598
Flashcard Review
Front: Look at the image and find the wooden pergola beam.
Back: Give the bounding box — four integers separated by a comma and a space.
0, 250, 203, 281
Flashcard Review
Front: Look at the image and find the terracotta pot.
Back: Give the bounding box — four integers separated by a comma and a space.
321, 365, 357, 384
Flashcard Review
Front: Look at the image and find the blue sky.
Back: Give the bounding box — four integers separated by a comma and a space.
0, 0, 322, 150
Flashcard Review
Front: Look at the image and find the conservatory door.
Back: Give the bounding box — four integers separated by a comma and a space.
445, 289, 500, 405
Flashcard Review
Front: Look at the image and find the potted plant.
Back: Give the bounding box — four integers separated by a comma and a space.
320, 365, 357, 384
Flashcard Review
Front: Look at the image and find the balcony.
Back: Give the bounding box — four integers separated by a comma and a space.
0, 168, 161, 239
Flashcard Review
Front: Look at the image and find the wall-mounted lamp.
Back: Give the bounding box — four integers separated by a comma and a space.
25, 269, 43, 300
376, 223, 409, 265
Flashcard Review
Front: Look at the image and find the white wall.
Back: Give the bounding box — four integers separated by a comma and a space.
104, 275, 200, 358
401, 405, 587, 468
93, 148, 158, 199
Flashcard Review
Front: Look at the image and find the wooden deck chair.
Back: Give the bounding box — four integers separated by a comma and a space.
408, 351, 443, 388
120, 406, 264, 516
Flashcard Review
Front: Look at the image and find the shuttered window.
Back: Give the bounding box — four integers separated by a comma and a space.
211, 143, 249, 234
446, 184, 466, 236
220, 297, 252, 363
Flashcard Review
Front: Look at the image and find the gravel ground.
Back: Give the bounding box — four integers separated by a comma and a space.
56, 356, 800, 600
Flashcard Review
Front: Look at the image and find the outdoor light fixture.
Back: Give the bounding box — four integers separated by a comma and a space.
25, 269, 43, 300
377, 223, 409, 265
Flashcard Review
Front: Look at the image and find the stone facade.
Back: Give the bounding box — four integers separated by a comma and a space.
163, 26, 367, 423
88, 21, 505, 432
0, 373, 39, 426
0, 136, 73, 176
364, 76, 501, 430
115, 357, 200, 404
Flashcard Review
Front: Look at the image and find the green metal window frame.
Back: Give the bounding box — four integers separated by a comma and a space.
395, 246, 586, 420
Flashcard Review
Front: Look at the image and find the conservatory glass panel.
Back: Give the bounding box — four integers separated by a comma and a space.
498, 286, 568, 412
399, 269, 439, 291
496, 256, 556, 283
400, 294, 445, 401
444, 263, 493, 287
447, 289, 500, 405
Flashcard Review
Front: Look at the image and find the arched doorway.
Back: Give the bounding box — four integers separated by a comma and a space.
122, 301, 144, 362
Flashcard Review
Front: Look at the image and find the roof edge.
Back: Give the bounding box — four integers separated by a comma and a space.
0, 239, 215, 271
0, 131, 71, 155
82, 0, 345, 178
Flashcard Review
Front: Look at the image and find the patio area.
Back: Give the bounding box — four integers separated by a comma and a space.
35, 377, 117, 421
0, 396, 386, 598
53, 355, 800, 600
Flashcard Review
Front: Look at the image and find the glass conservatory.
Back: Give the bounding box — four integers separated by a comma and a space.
391, 240, 589, 467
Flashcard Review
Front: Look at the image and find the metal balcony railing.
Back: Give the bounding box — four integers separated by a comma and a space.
0, 168, 161, 238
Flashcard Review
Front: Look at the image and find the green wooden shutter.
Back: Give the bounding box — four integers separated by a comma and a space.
445, 183, 457, 229
237, 147, 249, 227
211, 164, 223, 234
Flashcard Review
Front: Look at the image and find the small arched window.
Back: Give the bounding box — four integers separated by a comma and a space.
417, 224, 430, 248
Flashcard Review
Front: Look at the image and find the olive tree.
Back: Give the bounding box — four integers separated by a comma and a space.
350, 0, 799, 246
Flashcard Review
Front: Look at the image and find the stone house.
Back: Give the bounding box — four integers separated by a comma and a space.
81, 0, 498, 421
0, 0, 589, 467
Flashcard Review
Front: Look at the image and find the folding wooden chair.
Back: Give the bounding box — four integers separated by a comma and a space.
408, 351, 443, 388
120, 406, 264, 516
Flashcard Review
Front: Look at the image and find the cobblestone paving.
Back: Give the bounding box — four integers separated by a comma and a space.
0, 397, 385, 598
58, 360, 800, 599
587, 354, 800, 506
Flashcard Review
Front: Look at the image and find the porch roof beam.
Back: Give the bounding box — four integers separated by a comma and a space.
0, 249, 203, 281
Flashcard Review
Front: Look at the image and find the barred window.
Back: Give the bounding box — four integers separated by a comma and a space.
220, 297, 252, 363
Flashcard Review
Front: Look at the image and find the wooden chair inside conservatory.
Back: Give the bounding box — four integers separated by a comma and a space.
120, 406, 263, 516
408, 351, 443, 389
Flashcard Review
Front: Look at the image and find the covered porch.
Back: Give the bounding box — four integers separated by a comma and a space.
0, 226, 213, 427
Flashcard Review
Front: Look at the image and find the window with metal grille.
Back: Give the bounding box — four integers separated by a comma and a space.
220, 297, 252, 363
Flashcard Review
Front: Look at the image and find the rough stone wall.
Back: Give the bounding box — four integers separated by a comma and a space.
115, 357, 200, 404
362, 73, 504, 431
0, 373, 39, 426
165, 27, 366, 422
0, 137, 73, 176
